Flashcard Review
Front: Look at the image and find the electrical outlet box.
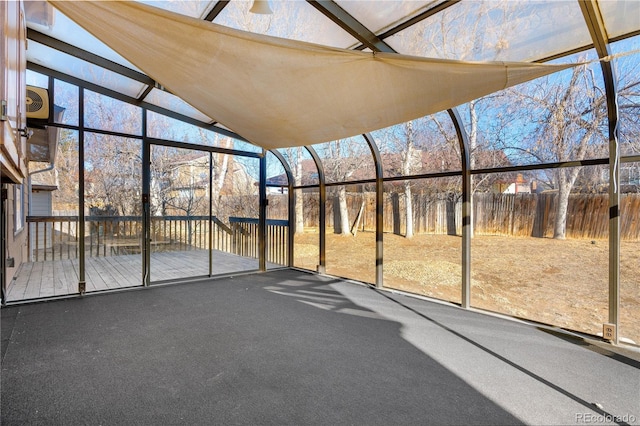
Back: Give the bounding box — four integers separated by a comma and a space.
603, 323, 616, 341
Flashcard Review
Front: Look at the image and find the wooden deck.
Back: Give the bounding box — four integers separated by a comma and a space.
6, 249, 266, 302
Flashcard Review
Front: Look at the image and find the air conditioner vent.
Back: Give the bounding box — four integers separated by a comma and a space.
26, 86, 49, 120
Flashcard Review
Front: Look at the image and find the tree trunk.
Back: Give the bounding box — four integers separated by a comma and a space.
337, 187, 350, 235
553, 168, 580, 240
554, 186, 570, 239
404, 181, 413, 238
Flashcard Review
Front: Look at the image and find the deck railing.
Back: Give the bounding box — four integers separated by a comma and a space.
26, 215, 288, 266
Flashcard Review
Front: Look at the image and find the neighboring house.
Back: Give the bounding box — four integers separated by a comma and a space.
492, 174, 532, 194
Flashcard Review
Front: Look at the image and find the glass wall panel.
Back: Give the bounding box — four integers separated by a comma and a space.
324, 184, 375, 284
214, 0, 358, 48
612, 36, 640, 157
471, 166, 609, 336
54, 79, 79, 126
383, 177, 462, 304
84, 132, 142, 292
372, 113, 461, 178
277, 147, 320, 269
84, 90, 142, 135
293, 187, 320, 271
277, 147, 319, 186
460, 52, 607, 169
147, 111, 261, 153
312, 137, 376, 184
620, 162, 640, 345
138, 0, 214, 18
28, 7, 139, 69
7, 130, 80, 301
340, 1, 432, 35
26, 69, 48, 87
149, 146, 210, 281
386, 1, 591, 62
600, 1, 640, 39
149, 145, 260, 280
266, 152, 289, 268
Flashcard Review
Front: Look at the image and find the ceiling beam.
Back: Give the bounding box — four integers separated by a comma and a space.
203, 0, 229, 21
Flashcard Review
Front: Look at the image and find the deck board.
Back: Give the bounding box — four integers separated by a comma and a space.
6, 250, 267, 302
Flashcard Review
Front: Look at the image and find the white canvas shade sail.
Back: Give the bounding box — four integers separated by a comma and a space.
49, 0, 576, 150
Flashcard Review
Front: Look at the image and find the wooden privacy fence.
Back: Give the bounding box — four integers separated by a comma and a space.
26, 215, 289, 265
271, 192, 640, 240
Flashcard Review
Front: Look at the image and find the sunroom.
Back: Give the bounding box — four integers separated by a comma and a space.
1, 1, 639, 424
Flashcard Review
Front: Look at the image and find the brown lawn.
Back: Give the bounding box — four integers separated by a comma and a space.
294, 230, 640, 345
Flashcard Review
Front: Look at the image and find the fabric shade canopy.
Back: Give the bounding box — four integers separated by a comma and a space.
49, 0, 576, 150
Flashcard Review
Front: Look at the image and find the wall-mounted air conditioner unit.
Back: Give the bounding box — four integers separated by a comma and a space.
26, 86, 50, 120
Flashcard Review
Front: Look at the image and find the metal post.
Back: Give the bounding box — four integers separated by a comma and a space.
78, 87, 86, 294
449, 108, 471, 308
306, 146, 326, 273
579, 0, 620, 344
209, 152, 213, 276
142, 110, 151, 286
363, 134, 384, 288
259, 152, 267, 271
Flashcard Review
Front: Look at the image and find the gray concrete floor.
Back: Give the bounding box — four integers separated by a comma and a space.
2, 269, 639, 425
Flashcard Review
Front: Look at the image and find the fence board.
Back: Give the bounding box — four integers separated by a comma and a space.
268, 191, 639, 240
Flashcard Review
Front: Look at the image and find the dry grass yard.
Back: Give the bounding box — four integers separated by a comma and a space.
294, 231, 640, 345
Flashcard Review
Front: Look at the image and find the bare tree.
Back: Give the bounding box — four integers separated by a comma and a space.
508, 65, 608, 239
280, 147, 305, 234
321, 138, 365, 235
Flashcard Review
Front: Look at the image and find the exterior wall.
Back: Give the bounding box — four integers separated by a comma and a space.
1, 0, 28, 182
1, 0, 29, 289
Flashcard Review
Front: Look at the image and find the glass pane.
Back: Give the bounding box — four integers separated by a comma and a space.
28, 4, 140, 70
600, 0, 640, 40
150, 146, 210, 280
7, 130, 80, 301
386, 0, 592, 62
147, 111, 261, 154
312, 136, 376, 184
84, 133, 143, 292
340, 1, 437, 35
383, 177, 462, 304
293, 188, 320, 271
612, 36, 640, 157
214, 0, 358, 48
54, 79, 79, 126
277, 147, 319, 186
144, 88, 213, 123
266, 151, 289, 268
459, 51, 607, 169
149, 146, 260, 279
372, 112, 461, 178
325, 184, 376, 284
471, 166, 609, 336
620, 163, 640, 345
26, 69, 48, 87
27, 41, 146, 97
137, 0, 216, 19
84, 90, 142, 135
